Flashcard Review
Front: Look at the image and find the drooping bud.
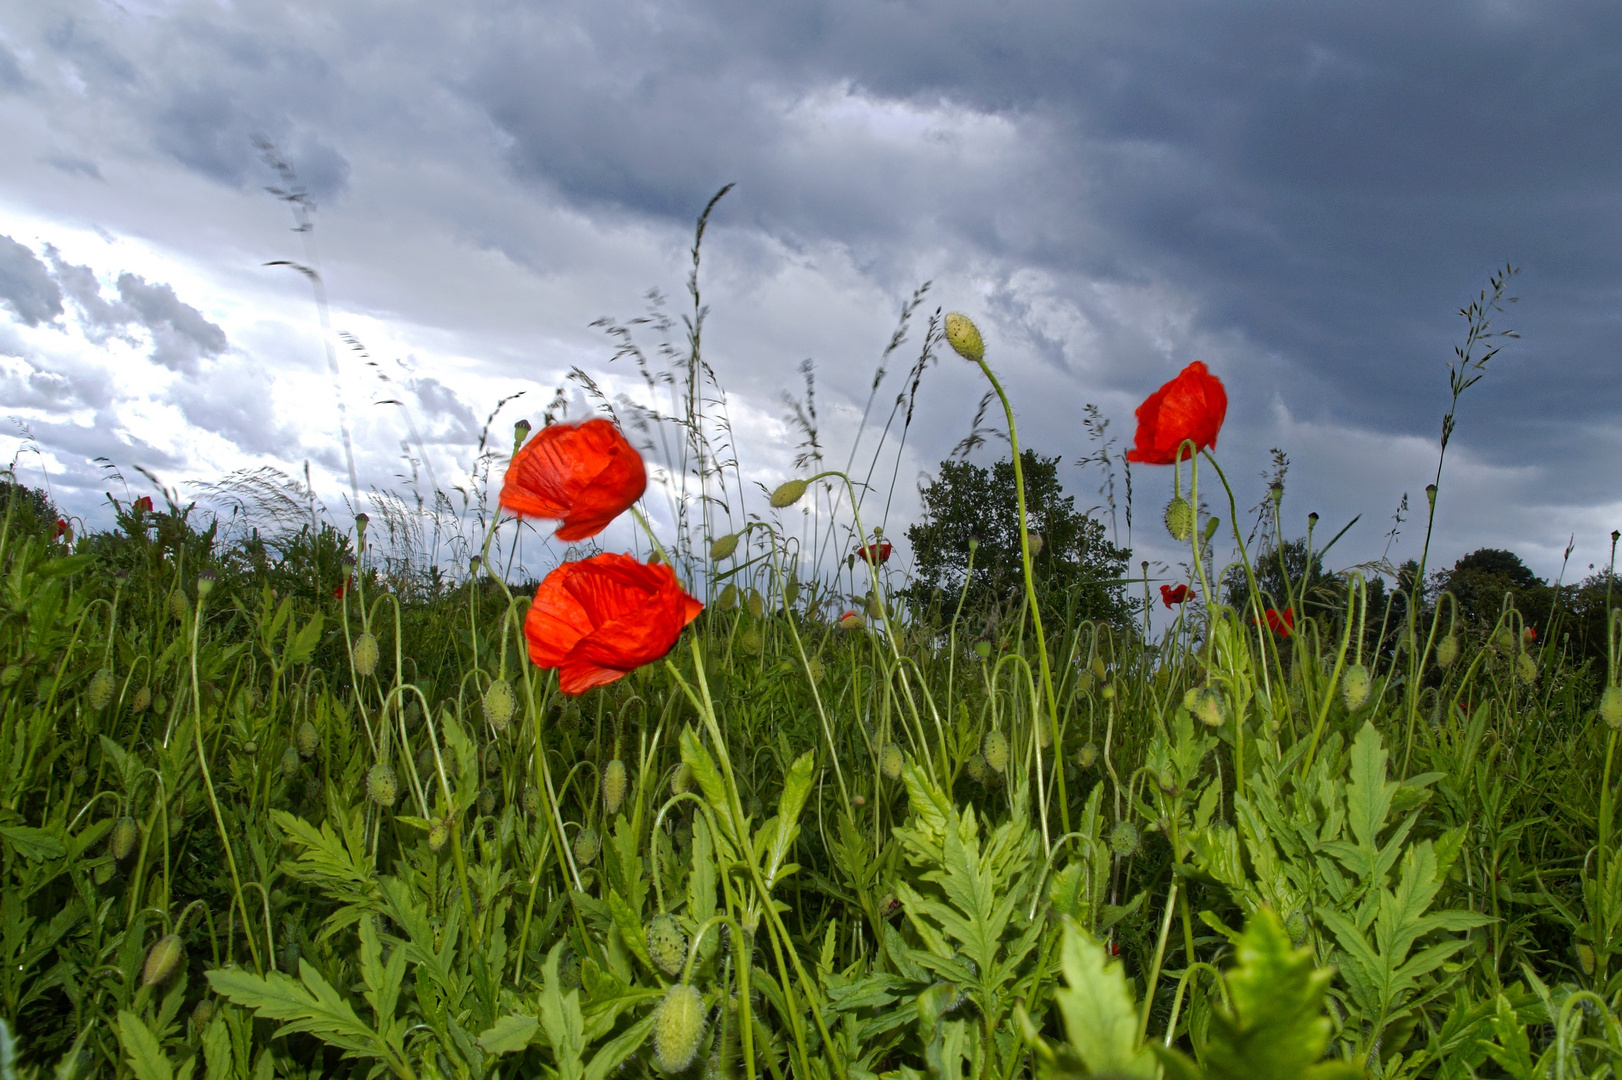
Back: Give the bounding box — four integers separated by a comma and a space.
573, 826, 600, 866
86, 667, 116, 710
1194, 687, 1227, 728
943, 313, 985, 363
521, 785, 541, 815
716, 583, 739, 612
1164, 497, 1194, 542
142, 934, 184, 986
1285, 910, 1309, 947
1516, 652, 1537, 685
131, 686, 151, 713
1027, 533, 1044, 557
671, 762, 693, 796
192, 998, 214, 1032
110, 815, 139, 861
478, 789, 497, 816
170, 591, 190, 622
982, 730, 1009, 774
428, 820, 449, 852
652, 984, 707, 1073
281, 746, 302, 775
1342, 664, 1371, 710
746, 591, 764, 621
881, 743, 904, 780
965, 753, 989, 784
709, 533, 739, 562
1601, 686, 1622, 729
1078, 743, 1098, 768
296, 721, 320, 758
352, 632, 380, 678
647, 913, 687, 977
603, 759, 629, 814
366, 763, 398, 807
839, 611, 866, 630
1436, 634, 1459, 668
482, 679, 516, 731
769, 479, 808, 509
1036, 718, 1052, 748
1109, 820, 1140, 858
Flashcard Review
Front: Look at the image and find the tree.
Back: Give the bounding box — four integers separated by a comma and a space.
1222, 537, 1331, 619
1441, 547, 1552, 633
902, 450, 1132, 625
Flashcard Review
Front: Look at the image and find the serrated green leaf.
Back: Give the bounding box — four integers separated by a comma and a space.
477, 1013, 539, 1056
1048, 919, 1155, 1079
117, 1011, 173, 1080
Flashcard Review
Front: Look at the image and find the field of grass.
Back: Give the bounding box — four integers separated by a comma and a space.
1, 248, 1620, 1080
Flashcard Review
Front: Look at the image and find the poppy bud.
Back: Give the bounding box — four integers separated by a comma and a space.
142, 934, 184, 986
839, 611, 866, 630
806, 656, 824, 682
770, 479, 808, 508
965, 753, 989, 784
716, 583, 739, 611
366, 763, 398, 807
573, 826, 600, 866
1578, 942, 1597, 976
296, 721, 320, 758
352, 632, 380, 677
478, 789, 497, 816
1164, 497, 1194, 542
1201, 515, 1221, 545
242, 739, 258, 755
746, 590, 765, 621
281, 746, 302, 775
881, 743, 904, 780
1192, 687, 1227, 728
0, 665, 19, 687
1158, 769, 1177, 796
110, 815, 139, 861
603, 759, 629, 815
170, 591, 189, 622
1601, 686, 1622, 729
647, 913, 687, 977
671, 762, 692, 795
944, 313, 985, 363
192, 999, 214, 1032
1109, 820, 1139, 857
131, 686, 151, 713
522, 785, 542, 815
482, 679, 516, 731
1516, 652, 1536, 685
71, 764, 88, 787
1036, 718, 1052, 748
709, 533, 739, 562
1285, 910, 1309, 947
1078, 743, 1098, 768
982, 730, 1009, 774
1436, 634, 1459, 668
653, 984, 707, 1073
1342, 664, 1371, 710
428, 820, 450, 851
1027, 532, 1044, 557
87, 667, 116, 710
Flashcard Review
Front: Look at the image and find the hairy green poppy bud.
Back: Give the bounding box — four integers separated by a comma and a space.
154, 692, 168, 715
131, 685, 151, 713
86, 667, 116, 710
367, 763, 398, 808
1036, 718, 1052, 748
281, 746, 302, 776
1193, 687, 1226, 728
280, 942, 300, 973
806, 655, 824, 682
709, 533, 739, 562
1091, 657, 1107, 682
1164, 497, 1195, 542
169, 591, 189, 622
242, 740, 258, 756
110, 815, 139, 861
965, 753, 989, 784
1602, 687, 1622, 729
1109, 820, 1140, 858
881, 743, 904, 780
143, 934, 184, 986
1517, 652, 1536, 685
192, 998, 214, 1032
475, 788, 494, 816
352, 632, 380, 677
746, 590, 765, 621
974, 640, 992, 659
944, 312, 985, 363
93, 861, 115, 885
653, 984, 707, 1073
671, 762, 693, 795
769, 479, 808, 509
603, 759, 629, 814
522, 785, 541, 815
1027, 532, 1044, 557
783, 575, 800, 607
1578, 942, 1597, 977
71, 764, 88, 787
428, 821, 449, 852
1342, 664, 1371, 710
647, 913, 687, 977
1285, 910, 1309, 947
1078, 742, 1098, 769
296, 721, 319, 758
482, 679, 516, 731
1436, 633, 1459, 669
739, 627, 762, 655
573, 826, 600, 866
982, 730, 1009, 774
716, 583, 739, 612
0, 664, 20, 687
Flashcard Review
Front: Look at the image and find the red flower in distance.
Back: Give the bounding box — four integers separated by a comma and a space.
54, 518, 70, 540
1255, 607, 1295, 637
1160, 583, 1193, 609
133, 496, 154, 514
334, 574, 352, 599
1523, 626, 1537, 645
500, 418, 647, 542
525, 553, 702, 695
1125, 361, 1228, 465
856, 541, 892, 564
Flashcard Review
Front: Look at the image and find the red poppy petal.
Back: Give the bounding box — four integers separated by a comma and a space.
524, 564, 597, 669
557, 659, 629, 695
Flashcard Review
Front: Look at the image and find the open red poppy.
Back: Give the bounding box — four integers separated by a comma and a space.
133, 496, 154, 514
1254, 607, 1295, 637
54, 518, 70, 540
856, 542, 892, 564
525, 553, 702, 695
500, 418, 647, 542
1125, 362, 1228, 465
1160, 583, 1193, 608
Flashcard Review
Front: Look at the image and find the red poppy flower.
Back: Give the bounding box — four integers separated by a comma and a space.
839, 610, 866, 629
1160, 583, 1193, 608
1522, 626, 1537, 645
1125, 361, 1228, 465
1254, 607, 1294, 637
54, 518, 70, 540
334, 573, 352, 599
500, 418, 647, 542
524, 553, 702, 695
133, 496, 153, 514
856, 542, 892, 564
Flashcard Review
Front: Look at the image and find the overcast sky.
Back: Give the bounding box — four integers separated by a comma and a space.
0, 0, 1618, 587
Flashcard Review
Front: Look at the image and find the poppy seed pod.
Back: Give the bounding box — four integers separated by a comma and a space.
881, 743, 904, 780
709, 533, 739, 562
943, 312, 985, 363
982, 730, 1009, 774
482, 679, 516, 731
573, 826, 601, 866
603, 759, 628, 814
142, 934, 184, 986
86, 667, 116, 710
352, 632, 380, 678
1164, 497, 1195, 542
1342, 664, 1371, 710
296, 721, 320, 758
653, 984, 707, 1073
769, 479, 808, 509
647, 913, 687, 977
366, 763, 398, 808
110, 815, 139, 861
196, 570, 217, 598
1601, 686, 1622, 729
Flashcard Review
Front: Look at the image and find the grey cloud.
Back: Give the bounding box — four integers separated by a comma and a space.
0, 237, 64, 326
409, 377, 480, 444
116, 273, 228, 372
169, 357, 289, 455
41, 155, 103, 180
44, 15, 137, 87
46, 249, 133, 341
0, 44, 29, 93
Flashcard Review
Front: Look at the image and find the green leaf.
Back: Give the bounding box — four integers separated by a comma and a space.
764, 750, 815, 885
0, 824, 65, 861
117, 1011, 174, 1080
286, 611, 324, 666
477, 1014, 540, 1056
1047, 919, 1155, 1079
206, 962, 394, 1067
581, 1013, 655, 1080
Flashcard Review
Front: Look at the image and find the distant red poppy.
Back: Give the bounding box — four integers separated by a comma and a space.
500, 418, 647, 542
1125, 362, 1228, 465
524, 553, 702, 695
1523, 626, 1537, 645
54, 518, 70, 541
1255, 607, 1295, 637
334, 573, 352, 599
856, 542, 892, 565
1160, 583, 1193, 609
133, 496, 153, 514
839, 610, 866, 629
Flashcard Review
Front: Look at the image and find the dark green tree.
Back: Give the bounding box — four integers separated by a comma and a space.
902, 450, 1132, 625
1442, 547, 1553, 633
1222, 537, 1332, 619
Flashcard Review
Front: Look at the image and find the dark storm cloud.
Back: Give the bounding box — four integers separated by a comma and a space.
0, 237, 64, 327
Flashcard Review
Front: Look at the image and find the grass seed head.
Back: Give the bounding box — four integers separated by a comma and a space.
603, 759, 629, 814
86, 667, 116, 709
352, 632, 380, 678
367, 763, 398, 807
142, 933, 184, 986
944, 312, 985, 363
482, 679, 516, 731
647, 913, 687, 977
653, 984, 707, 1073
